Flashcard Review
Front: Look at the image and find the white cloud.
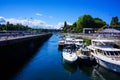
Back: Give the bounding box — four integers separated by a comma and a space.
0, 16, 72, 29
55, 22, 64, 29
35, 13, 42, 16
0, 16, 54, 29
0, 16, 6, 24
55, 22, 72, 29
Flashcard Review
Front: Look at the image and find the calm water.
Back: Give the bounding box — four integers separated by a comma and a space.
13, 34, 120, 80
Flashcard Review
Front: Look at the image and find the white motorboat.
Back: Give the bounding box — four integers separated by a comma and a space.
64, 37, 75, 46
64, 37, 76, 50
74, 38, 84, 49
76, 47, 91, 60
87, 39, 120, 73
62, 46, 78, 64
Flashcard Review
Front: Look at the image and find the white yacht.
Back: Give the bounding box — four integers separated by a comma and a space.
74, 38, 84, 49
87, 39, 120, 73
62, 46, 78, 64
64, 36, 76, 49
64, 37, 75, 46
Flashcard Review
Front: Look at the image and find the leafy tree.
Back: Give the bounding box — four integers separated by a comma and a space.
72, 22, 77, 27
110, 16, 119, 26
62, 27, 67, 32
62, 21, 71, 32
76, 15, 94, 28
61, 14, 107, 33
94, 18, 106, 28
76, 15, 95, 33
0, 22, 42, 32
5, 21, 10, 31
64, 21, 67, 28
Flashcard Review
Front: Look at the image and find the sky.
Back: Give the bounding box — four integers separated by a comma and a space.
0, 0, 120, 29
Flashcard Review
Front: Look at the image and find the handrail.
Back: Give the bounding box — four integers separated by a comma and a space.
95, 25, 107, 33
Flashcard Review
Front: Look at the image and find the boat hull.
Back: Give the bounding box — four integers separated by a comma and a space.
62, 52, 78, 64
58, 41, 65, 46
63, 58, 77, 64
95, 57, 120, 73
78, 57, 96, 66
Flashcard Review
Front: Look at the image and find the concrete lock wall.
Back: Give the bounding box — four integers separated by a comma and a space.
0, 33, 52, 80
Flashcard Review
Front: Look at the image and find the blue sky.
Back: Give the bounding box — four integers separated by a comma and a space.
0, 0, 120, 29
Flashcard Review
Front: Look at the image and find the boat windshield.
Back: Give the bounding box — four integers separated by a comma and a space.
81, 49, 90, 55
63, 49, 68, 52
82, 51, 90, 55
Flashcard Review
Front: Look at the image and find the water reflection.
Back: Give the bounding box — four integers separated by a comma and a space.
91, 65, 120, 80
92, 66, 106, 80
78, 63, 94, 77
78, 63, 120, 80
62, 61, 77, 74
58, 46, 63, 51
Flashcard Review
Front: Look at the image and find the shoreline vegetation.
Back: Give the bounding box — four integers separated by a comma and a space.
62, 14, 120, 33
0, 22, 57, 33
0, 22, 42, 33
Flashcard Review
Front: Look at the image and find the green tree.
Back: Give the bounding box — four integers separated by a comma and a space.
72, 22, 77, 27
94, 18, 106, 28
64, 21, 67, 28
77, 15, 94, 28
6, 21, 10, 31
110, 16, 119, 26
61, 14, 107, 33
76, 15, 94, 32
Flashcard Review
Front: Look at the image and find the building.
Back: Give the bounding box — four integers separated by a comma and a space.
83, 28, 94, 34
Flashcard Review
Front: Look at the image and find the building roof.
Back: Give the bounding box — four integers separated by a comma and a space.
99, 28, 120, 33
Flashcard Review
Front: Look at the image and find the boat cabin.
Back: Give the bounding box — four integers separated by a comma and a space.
96, 48, 120, 57
80, 48, 90, 56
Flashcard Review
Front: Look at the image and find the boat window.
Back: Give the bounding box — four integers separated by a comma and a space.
114, 51, 119, 55
83, 51, 88, 55
109, 51, 115, 56
91, 50, 94, 53
79, 41, 83, 43
104, 51, 107, 55
106, 42, 114, 46
98, 49, 100, 52
105, 51, 110, 56
98, 49, 102, 53
117, 51, 120, 55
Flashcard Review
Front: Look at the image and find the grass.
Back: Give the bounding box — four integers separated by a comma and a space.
83, 38, 91, 45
